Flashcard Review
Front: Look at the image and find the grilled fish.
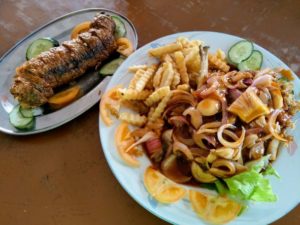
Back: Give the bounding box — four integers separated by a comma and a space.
10, 14, 117, 108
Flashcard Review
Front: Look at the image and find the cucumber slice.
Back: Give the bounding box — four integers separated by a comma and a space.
19, 107, 43, 117
19, 107, 34, 118
20, 118, 35, 131
9, 105, 34, 129
238, 50, 263, 71
99, 58, 125, 76
228, 40, 253, 65
26, 37, 59, 60
111, 16, 126, 39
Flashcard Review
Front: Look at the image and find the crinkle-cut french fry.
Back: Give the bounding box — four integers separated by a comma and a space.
128, 64, 148, 73
144, 86, 170, 106
176, 37, 190, 48
121, 100, 149, 114
148, 107, 155, 119
119, 112, 147, 126
189, 40, 203, 48
161, 54, 180, 89
106, 100, 120, 118
128, 69, 145, 89
171, 70, 181, 89
184, 46, 201, 73
153, 65, 164, 88
159, 62, 174, 88
177, 84, 190, 91
216, 49, 226, 61
145, 77, 154, 90
148, 43, 182, 58
119, 88, 151, 100
173, 51, 189, 84
177, 37, 203, 49
161, 53, 173, 63
208, 53, 230, 72
149, 92, 172, 122
135, 64, 157, 91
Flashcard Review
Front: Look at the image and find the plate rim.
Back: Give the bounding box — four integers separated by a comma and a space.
0, 8, 138, 135
99, 31, 300, 225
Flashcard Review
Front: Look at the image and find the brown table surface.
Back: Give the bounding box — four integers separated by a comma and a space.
0, 0, 300, 224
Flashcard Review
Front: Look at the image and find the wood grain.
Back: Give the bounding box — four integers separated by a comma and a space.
0, 1, 299, 225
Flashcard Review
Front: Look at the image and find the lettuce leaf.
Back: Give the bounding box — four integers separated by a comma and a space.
263, 164, 281, 178
224, 168, 277, 202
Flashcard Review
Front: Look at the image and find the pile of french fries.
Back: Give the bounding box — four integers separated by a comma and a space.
101, 37, 230, 127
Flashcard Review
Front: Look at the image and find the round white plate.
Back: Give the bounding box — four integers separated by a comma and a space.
99, 31, 300, 225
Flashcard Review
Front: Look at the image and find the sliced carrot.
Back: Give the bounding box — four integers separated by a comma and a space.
48, 86, 80, 109
70, 21, 91, 39
116, 37, 134, 56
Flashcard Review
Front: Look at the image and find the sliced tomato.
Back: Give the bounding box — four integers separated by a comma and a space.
100, 85, 121, 126
189, 190, 242, 225
144, 167, 186, 204
115, 122, 140, 167
116, 37, 134, 57
70, 21, 91, 39
48, 85, 80, 109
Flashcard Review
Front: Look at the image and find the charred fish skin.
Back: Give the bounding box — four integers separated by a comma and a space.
10, 14, 117, 108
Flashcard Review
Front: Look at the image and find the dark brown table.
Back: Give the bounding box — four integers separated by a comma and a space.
0, 0, 299, 224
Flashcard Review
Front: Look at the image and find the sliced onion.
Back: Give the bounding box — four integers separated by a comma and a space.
223, 129, 239, 140
222, 74, 239, 89
168, 90, 196, 107
211, 147, 235, 159
254, 68, 272, 78
199, 121, 222, 130
161, 154, 192, 183
196, 128, 218, 134
173, 126, 195, 146
220, 96, 228, 124
231, 71, 253, 82
173, 141, 193, 160
183, 107, 202, 129
249, 141, 265, 160
228, 89, 242, 102
244, 127, 264, 135
209, 159, 236, 178
168, 116, 189, 127
193, 132, 217, 150
131, 127, 151, 138
162, 129, 173, 144
217, 124, 245, 148
268, 109, 288, 142
145, 137, 163, 162
125, 131, 156, 153
199, 81, 219, 97
232, 161, 248, 173
243, 134, 258, 149
251, 74, 273, 88
190, 147, 210, 158
191, 162, 217, 183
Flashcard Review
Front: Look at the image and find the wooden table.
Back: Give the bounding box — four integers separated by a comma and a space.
0, 0, 299, 224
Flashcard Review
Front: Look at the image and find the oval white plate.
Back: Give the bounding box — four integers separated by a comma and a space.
0, 8, 138, 135
99, 31, 300, 225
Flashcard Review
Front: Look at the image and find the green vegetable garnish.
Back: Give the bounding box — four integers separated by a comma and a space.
224, 155, 279, 202
224, 169, 277, 202
263, 165, 281, 179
